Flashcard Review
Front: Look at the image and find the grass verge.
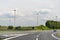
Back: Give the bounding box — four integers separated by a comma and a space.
56, 33, 60, 38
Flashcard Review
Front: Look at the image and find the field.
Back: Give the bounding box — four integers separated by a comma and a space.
0, 25, 50, 31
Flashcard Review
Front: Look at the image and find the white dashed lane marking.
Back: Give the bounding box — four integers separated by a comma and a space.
36, 34, 40, 40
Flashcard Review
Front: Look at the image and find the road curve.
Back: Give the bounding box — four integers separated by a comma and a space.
8, 31, 58, 40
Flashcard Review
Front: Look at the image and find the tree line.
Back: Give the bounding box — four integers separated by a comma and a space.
8, 26, 35, 30
45, 20, 60, 29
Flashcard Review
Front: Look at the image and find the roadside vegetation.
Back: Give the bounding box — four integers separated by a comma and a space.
0, 20, 60, 31
46, 20, 60, 29
0, 25, 49, 31
0, 38, 3, 40
56, 33, 60, 38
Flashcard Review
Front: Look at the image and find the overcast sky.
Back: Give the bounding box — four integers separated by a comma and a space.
0, 0, 60, 26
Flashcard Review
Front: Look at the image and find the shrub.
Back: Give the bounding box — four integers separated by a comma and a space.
0, 25, 1, 27
8, 26, 13, 29
32, 27, 34, 30
15, 26, 21, 30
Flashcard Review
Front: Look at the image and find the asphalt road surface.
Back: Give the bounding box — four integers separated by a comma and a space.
9, 30, 58, 40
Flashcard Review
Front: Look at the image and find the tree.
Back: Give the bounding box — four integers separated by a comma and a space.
45, 20, 60, 29
15, 26, 21, 30
32, 27, 34, 30
8, 26, 13, 29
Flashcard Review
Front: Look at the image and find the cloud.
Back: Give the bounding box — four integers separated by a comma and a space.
0, 0, 60, 26
0, 13, 13, 18
32, 9, 51, 15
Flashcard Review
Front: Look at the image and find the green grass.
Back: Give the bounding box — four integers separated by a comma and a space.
57, 33, 60, 38
35, 26, 49, 30
0, 26, 8, 30
0, 25, 50, 31
0, 38, 3, 40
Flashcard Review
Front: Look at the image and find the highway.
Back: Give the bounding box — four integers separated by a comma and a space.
8, 30, 58, 40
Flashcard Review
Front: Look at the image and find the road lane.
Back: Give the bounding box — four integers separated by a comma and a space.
8, 31, 58, 40
1, 30, 60, 40
38, 31, 57, 40
9, 32, 40, 40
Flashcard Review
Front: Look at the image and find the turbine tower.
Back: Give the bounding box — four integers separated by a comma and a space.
13, 9, 16, 26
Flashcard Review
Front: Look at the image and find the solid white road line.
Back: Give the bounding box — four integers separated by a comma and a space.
36, 34, 40, 40
51, 32, 60, 40
3, 33, 28, 40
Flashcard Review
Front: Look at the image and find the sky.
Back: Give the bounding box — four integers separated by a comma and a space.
0, 0, 60, 26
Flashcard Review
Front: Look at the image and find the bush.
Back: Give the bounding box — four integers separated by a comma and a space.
15, 26, 21, 30
0, 25, 1, 27
35, 25, 49, 30
45, 20, 60, 29
32, 27, 34, 30
8, 26, 13, 29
